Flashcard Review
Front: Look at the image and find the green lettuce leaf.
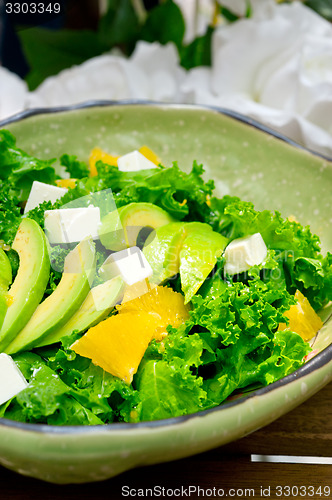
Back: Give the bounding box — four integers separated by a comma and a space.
0, 130, 56, 202
60, 154, 90, 179
0, 181, 22, 244
208, 196, 321, 258
3, 345, 140, 425
94, 160, 213, 221
4, 355, 103, 425
46, 340, 141, 423
135, 358, 206, 421
291, 254, 332, 309
207, 195, 331, 308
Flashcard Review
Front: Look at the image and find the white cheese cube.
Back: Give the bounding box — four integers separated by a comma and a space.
44, 206, 101, 244
101, 246, 153, 286
224, 232, 268, 275
0, 353, 28, 405
117, 150, 156, 172
24, 181, 68, 214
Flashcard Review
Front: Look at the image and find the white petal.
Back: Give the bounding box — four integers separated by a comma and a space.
0, 67, 28, 120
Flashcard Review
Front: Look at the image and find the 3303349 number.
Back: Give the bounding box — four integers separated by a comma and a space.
276, 485, 331, 497
5, 2, 61, 15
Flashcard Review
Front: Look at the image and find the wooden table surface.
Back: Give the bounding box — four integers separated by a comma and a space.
1, 382, 331, 500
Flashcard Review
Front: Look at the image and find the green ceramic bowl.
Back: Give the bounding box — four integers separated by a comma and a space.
0, 102, 331, 484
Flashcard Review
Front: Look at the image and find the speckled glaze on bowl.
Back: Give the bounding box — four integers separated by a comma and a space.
0, 102, 331, 484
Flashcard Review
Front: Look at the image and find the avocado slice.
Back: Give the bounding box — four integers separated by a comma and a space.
0, 249, 12, 329
99, 202, 175, 251
179, 226, 228, 303
0, 248, 12, 286
0, 219, 50, 351
143, 221, 228, 303
36, 276, 124, 347
5, 237, 96, 354
143, 222, 187, 283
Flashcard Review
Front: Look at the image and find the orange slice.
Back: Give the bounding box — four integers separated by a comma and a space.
139, 145, 161, 166
71, 311, 159, 384
55, 178, 77, 189
278, 290, 323, 342
89, 146, 161, 176
71, 285, 189, 383
117, 285, 190, 341
89, 147, 119, 176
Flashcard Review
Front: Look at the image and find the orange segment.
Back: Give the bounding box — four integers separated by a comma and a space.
89, 147, 119, 176
71, 285, 189, 383
139, 146, 161, 166
89, 146, 161, 176
71, 311, 158, 384
117, 285, 190, 341
278, 290, 323, 342
121, 280, 156, 304
55, 178, 77, 189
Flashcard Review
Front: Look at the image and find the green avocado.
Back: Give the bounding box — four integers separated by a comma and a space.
37, 276, 124, 347
99, 202, 175, 251
0, 248, 12, 329
179, 225, 228, 303
6, 237, 96, 354
143, 222, 187, 283
0, 219, 50, 351
143, 221, 228, 303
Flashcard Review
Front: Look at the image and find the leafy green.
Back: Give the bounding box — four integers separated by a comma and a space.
205, 195, 332, 309
4, 353, 102, 425
0, 127, 58, 241
60, 154, 90, 179
0, 181, 22, 244
208, 196, 321, 258
0, 130, 56, 202
135, 276, 311, 421
0, 131, 329, 426
136, 358, 206, 421
94, 159, 213, 221
47, 344, 141, 423
3, 343, 140, 425
290, 253, 332, 310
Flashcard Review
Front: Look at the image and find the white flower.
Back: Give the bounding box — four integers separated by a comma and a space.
182, 1, 332, 156
27, 42, 185, 109
0, 67, 29, 121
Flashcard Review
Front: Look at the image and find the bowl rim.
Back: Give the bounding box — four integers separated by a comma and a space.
1, 99, 332, 162
0, 99, 331, 434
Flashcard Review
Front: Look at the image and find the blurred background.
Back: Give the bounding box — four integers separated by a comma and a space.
0, 0, 331, 156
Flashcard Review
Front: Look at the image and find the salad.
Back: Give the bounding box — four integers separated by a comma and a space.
0, 129, 331, 426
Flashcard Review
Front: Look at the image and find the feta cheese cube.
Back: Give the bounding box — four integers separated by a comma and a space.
224, 233, 268, 275
44, 206, 101, 244
101, 246, 153, 286
24, 181, 68, 214
0, 353, 28, 405
117, 150, 157, 172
